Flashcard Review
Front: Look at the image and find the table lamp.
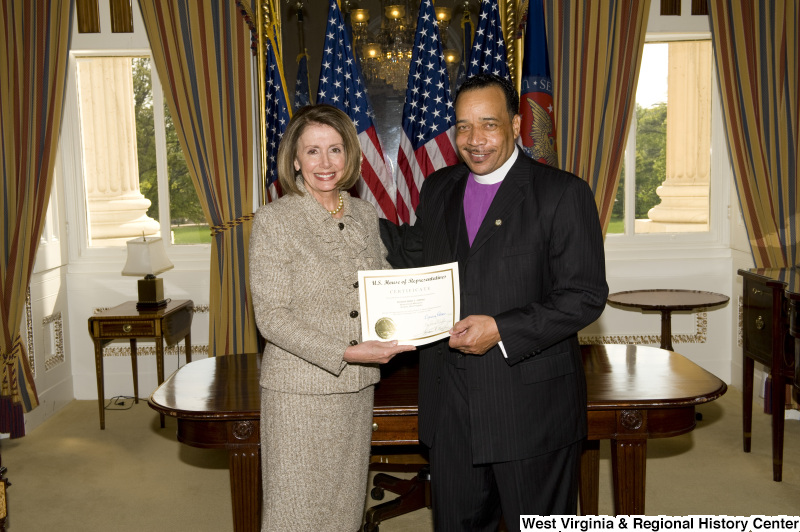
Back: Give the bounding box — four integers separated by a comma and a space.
121, 235, 174, 311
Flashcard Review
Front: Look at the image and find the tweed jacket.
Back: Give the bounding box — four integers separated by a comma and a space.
249, 183, 390, 394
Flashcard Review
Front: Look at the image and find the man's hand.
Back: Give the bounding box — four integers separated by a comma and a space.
448, 315, 500, 355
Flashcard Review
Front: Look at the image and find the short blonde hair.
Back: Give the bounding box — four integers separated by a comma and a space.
277, 104, 363, 195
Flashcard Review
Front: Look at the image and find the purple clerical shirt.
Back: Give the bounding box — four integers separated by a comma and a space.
464, 174, 503, 246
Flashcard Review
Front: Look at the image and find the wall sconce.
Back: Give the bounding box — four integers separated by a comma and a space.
121, 235, 174, 311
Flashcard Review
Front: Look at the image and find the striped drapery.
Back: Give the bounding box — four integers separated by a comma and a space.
139, 0, 259, 356
709, 1, 799, 268
544, 0, 650, 233
0, 0, 72, 437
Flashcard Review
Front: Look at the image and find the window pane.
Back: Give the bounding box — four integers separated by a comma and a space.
634, 102, 667, 220
633, 41, 711, 234
608, 166, 625, 234
633, 43, 668, 233
163, 104, 210, 244
77, 56, 160, 246
133, 58, 159, 224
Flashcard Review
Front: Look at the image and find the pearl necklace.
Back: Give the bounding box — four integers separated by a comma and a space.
328, 192, 344, 215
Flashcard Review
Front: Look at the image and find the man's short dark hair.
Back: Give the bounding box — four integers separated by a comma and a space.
455, 74, 519, 119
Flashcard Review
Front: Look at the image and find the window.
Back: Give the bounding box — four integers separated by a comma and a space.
608, 40, 713, 236
74, 55, 208, 247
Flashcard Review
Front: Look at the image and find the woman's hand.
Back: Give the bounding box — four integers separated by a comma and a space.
343, 340, 416, 364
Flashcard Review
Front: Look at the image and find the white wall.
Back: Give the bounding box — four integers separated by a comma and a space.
67, 265, 211, 402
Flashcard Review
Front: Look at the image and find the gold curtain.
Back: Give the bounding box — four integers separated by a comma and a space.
139, 0, 259, 356
708, 0, 799, 268
545, 0, 651, 234
0, 0, 73, 437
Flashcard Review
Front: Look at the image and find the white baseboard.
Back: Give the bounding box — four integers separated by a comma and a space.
22, 378, 74, 434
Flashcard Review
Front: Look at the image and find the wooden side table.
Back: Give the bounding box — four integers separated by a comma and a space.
607, 289, 729, 351
738, 268, 798, 481
789, 293, 800, 399
88, 299, 193, 429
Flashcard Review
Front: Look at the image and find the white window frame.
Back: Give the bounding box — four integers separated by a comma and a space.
61, 3, 210, 273
604, 8, 733, 261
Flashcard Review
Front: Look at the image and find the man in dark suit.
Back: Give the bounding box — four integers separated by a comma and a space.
381, 74, 608, 531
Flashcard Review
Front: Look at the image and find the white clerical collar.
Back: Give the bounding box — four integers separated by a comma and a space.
472, 149, 519, 185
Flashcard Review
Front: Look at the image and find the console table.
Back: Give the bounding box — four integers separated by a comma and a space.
789, 289, 800, 391
607, 289, 729, 350
149, 344, 725, 530
738, 268, 799, 481
89, 299, 193, 429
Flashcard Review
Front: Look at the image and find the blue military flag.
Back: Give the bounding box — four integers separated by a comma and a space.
454, 5, 474, 92
519, 0, 557, 166
294, 51, 312, 110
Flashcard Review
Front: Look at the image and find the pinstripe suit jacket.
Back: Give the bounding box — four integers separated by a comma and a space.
383, 149, 608, 464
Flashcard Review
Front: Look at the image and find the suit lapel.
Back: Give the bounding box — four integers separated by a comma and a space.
443, 167, 469, 258
468, 153, 530, 257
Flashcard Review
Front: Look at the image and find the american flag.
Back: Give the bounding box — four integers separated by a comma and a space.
294, 51, 312, 110
263, 28, 292, 201
465, 0, 511, 80
395, 0, 458, 223
316, 0, 398, 223
519, 0, 557, 166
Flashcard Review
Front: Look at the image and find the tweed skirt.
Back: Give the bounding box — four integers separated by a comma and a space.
260, 386, 374, 532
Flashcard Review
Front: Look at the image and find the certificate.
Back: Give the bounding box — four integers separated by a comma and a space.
358, 262, 460, 347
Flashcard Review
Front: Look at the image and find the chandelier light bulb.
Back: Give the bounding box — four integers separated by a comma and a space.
435, 7, 451, 22
351, 8, 369, 24
385, 5, 405, 20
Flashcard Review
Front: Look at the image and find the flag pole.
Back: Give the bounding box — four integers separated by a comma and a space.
498, 0, 522, 92
269, 0, 282, 55
255, 0, 270, 203
293, 1, 306, 56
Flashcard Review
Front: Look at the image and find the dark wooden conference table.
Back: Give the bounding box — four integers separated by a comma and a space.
149, 344, 726, 531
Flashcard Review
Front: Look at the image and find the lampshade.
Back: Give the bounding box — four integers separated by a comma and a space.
121, 236, 174, 277
122, 236, 174, 311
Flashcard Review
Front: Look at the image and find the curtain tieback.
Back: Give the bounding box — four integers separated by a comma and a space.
210, 213, 255, 237
1, 336, 24, 366
2, 336, 25, 398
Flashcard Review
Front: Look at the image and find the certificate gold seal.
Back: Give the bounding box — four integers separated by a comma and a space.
374, 317, 397, 340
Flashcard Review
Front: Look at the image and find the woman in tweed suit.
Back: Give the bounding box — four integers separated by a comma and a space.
249, 105, 415, 532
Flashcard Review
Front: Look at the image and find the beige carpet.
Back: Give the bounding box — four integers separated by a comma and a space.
2, 387, 799, 531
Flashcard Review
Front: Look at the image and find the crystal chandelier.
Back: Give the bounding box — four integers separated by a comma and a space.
347, 1, 466, 91
349, 2, 415, 91
378, 4, 415, 90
